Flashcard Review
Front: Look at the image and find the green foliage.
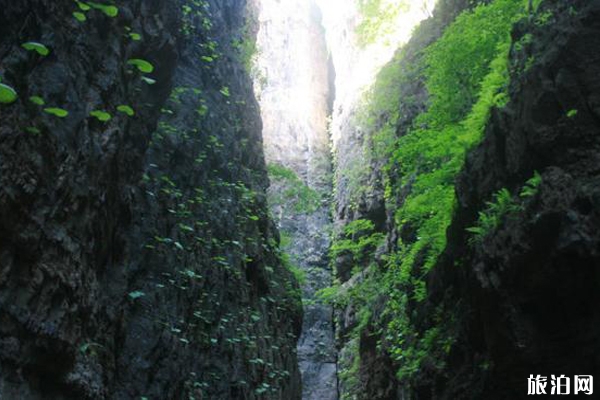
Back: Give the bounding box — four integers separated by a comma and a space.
567, 109, 578, 118
44, 107, 69, 117
117, 105, 135, 116
22, 41, 50, 56
281, 251, 306, 286
0, 83, 18, 104
77, 1, 91, 11
141, 76, 157, 85
127, 58, 154, 73
336, 0, 528, 387
535, 9, 553, 26
315, 285, 340, 305
128, 290, 146, 300
390, 0, 522, 276
514, 33, 532, 51
466, 188, 520, 243
90, 110, 112, 121
424, 0, 523, 125
181, 1, 212, 36
73, 12, 87, 22
519, 171, 542, 198
219, 86, 230, 97
468, 172, 541, 242
232, 18, 258, 74
267, 164, 297, 180
29, 96, 45, 106
267, 163, 322, 214
356, 0, 409, 47
331, 219, 384, 271
88, 2, 119, 17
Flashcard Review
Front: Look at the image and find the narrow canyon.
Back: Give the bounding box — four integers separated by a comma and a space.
0, 0, 599, 399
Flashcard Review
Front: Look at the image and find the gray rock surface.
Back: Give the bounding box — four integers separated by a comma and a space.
0, 1, 301, 399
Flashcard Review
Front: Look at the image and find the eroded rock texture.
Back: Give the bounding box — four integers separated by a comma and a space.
431, 1, 600, 397
0, 1, 301, 399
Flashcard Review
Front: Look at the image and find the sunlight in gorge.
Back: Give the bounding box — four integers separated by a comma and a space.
315, 0, 436, 145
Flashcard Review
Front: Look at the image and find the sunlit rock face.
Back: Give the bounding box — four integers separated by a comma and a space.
317, 0, 435, 232
254, 1, 336, 399
255, 0, 331, 189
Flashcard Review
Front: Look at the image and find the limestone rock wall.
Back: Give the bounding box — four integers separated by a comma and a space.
0, 1, 301, 399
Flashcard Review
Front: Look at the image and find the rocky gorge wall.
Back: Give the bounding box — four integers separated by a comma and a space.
0, 1, 301, 399
328, 0, 600, 398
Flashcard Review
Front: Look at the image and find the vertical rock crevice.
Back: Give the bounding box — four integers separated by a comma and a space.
253, 1, 337, 399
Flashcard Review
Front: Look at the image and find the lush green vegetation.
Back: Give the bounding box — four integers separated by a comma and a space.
330, 219, 385, 275
232, 18, 259, 75
333, 0, 533, 393
356, 0, 409, 47
267, 163, 322, 214
467, 172, 541, 243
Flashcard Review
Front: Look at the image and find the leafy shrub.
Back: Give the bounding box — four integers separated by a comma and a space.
520, 171, 542, 198
331, 219, 384, 269
467, 188, 520, 243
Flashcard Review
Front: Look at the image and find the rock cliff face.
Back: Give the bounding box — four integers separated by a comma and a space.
328, 0, 600, 398
433, 1, 600, 396
0, 1, 301, 399
253, 1, 336, 399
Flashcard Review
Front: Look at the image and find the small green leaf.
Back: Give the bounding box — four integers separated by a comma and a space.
44, 107, 69, 117
219, 86, 230, 97
22, 41, 50, 56
89, 2, 118, 17
90, 110, 112, 122
117, 105, 135, 116
77, 1, 91, 11
73, 12, 87, 22
129, 33, 141, 41
0, 83, 18, 104
128, 290, 145, 300
128, 58, 154, 73
567, 109, 578, 118
141, 76, 156, 85
29, 96, 45, 106
26, 127, 41, 134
